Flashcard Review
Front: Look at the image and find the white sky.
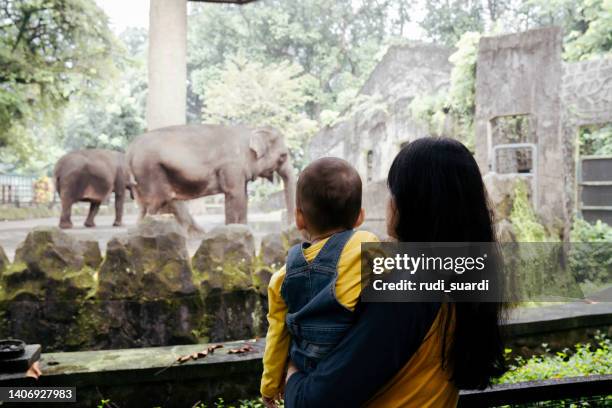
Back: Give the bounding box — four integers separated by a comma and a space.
96, 0, 150, 32
96, 0, 425, 39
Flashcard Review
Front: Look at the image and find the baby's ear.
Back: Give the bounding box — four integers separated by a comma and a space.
295, 208, 306, 231
354, 208, 365, 228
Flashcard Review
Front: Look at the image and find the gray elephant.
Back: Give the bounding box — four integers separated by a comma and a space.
54, 149, 132, 229
126, 124, 295, 231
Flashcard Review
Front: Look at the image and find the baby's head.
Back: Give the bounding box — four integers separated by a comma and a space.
295, 157, 364, 239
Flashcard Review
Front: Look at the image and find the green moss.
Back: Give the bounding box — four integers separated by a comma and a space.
509, 181, 556, 242
65, 302, 108, 349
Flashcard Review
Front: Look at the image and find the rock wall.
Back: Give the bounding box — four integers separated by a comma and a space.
309, 43, 453, 184
0, 216, 302, 352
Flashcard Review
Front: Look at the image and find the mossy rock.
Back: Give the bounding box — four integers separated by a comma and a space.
0, 246, 9, 275
200, 287, 266, 342
193, 224, 256, 292
98, 216, 196, 301
259, 232, 286, 269
82, 241, 103, 269
66, 296, 203, 350
281, 225, 303, 250
2, 228, 96, 301
14, 227, 87, 277
253, 267, 274, 296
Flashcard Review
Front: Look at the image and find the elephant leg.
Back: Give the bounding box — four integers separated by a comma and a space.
113, 192, 125, 227
59, 194, 74, 229
224, 185, 247, 224
84, 201, 101, 228
138, 204, 147, 221
168, 201, 203, 235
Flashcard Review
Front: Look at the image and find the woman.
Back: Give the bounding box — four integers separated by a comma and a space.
284, 137, 506, 407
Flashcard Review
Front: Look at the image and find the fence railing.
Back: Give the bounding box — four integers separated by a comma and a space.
0, 174, 39, 205
458, 374, 612, 407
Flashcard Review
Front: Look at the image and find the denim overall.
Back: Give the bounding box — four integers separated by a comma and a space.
280, 229, 356, 373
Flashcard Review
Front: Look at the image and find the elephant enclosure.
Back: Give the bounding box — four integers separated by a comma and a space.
0, 215, 293, 352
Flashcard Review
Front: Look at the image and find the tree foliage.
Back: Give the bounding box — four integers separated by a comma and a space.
0, 0, 121, 168
57, 27, 147, 152
421, 0, 484, 46
564, 0, 612, 60
413, 0, 611, 151
188, 0, 412, 121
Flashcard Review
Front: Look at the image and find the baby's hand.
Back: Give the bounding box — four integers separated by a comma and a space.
262, 396, 278, 408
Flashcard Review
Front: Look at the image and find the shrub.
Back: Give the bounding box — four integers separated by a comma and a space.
497, 333, 612, 384
569, 218, 612, 284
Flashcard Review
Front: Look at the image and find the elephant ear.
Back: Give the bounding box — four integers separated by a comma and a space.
249, 128, 270, 159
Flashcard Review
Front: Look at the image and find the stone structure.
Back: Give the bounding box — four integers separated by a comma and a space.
309, 43, 453, 230
310, 43, 453, 183
475, 27, 565, 230
311, 27, 612, 235
0, 218, 299, 352
475, 27, 612, 235
561, 58, 612, 226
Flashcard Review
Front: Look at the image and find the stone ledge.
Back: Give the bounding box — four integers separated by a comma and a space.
1, 339, 265, 407
0, 303, 610, 406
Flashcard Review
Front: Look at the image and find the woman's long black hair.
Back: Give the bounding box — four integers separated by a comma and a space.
387, 137, 506, 389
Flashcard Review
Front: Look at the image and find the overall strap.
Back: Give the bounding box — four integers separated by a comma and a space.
286, 242, 309, 271
311, 229, 355, 269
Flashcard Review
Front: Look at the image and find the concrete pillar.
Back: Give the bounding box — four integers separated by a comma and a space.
146, 0, 187, 130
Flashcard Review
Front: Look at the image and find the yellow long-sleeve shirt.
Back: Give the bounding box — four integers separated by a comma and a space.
260, 230, 378, 398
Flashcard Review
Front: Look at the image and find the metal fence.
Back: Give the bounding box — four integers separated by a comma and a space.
0, 174, 39, 205
579, 155, 612, 226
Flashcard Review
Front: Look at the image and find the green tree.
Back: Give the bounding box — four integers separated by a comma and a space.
57, 27, 147, 152
420, 0, 484, 46
0, 0, 120, 168
188, 0, 413, 121
564, 0, 612, 60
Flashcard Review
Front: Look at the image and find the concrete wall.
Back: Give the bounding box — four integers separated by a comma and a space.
475, 28, 612, 234
561, 58, 612, 228
474, 27, 565, 229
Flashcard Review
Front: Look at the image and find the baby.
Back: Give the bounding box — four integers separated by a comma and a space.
260, 157, 378, 407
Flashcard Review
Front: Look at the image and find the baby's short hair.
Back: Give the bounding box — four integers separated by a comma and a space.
296, 157, 362, 233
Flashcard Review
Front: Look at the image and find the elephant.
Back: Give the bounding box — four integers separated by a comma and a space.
126, 124, 295, 232
54, 149, 132, 229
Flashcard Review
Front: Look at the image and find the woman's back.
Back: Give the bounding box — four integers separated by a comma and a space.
365, 305, 458, 408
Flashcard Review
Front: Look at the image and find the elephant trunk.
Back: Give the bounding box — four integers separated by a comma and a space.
278, 160, 295, 225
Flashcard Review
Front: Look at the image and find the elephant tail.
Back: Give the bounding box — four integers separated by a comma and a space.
54, 176, 61, 196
